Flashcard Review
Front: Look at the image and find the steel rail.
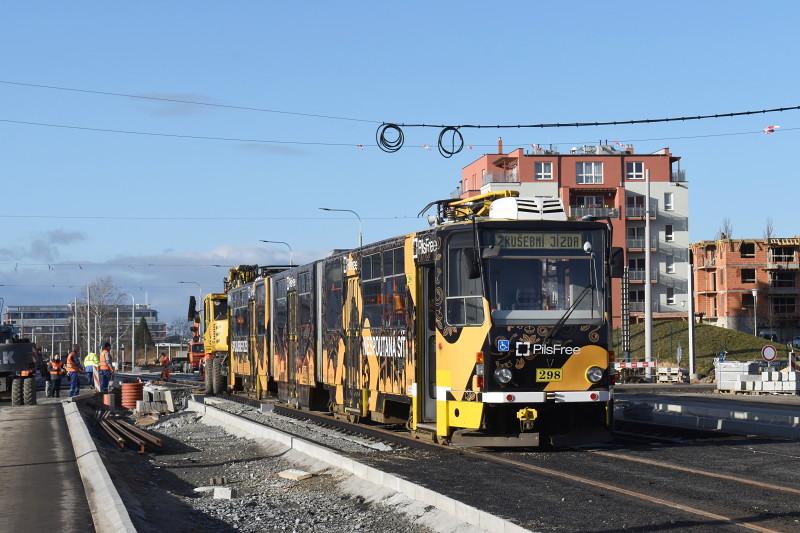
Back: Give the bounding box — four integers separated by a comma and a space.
477, 453, 781, 533
589, 449, 800, 497
206, 396, 785, 532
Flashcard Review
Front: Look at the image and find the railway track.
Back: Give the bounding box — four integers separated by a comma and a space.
206, 394, 799, 532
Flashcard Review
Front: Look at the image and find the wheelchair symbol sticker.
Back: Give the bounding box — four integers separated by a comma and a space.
497, 339, 510, 352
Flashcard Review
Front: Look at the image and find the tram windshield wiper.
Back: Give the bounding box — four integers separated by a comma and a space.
542, 284, 594, 345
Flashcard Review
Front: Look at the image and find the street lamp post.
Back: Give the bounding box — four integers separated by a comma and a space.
179, 281, 204, 334
259, 240, 294, 266
129, 294, 135, 371
318, 207, 363, 248
752, 288, 758, 337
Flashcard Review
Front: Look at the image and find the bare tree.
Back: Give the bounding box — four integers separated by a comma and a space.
718, 217, 733, 240
167, 318, 193, 342
75, 277, 126, 354
763, 217, 774, 243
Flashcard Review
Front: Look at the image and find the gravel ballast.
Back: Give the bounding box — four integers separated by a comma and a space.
97, 409, 479, 533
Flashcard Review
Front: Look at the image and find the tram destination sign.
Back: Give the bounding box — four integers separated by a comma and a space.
494, 232, 582, 250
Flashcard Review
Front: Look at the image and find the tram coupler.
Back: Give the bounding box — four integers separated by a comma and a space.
516, 407, 538, 432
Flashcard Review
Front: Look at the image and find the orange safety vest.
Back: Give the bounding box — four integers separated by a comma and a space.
49, 360, 64, 376
66, 352, 80, 373
99, 350, 113, 371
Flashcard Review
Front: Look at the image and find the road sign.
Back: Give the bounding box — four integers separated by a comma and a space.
761, 344, 778, 362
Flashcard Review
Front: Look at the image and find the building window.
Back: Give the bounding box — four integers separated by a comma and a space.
665, 224, 674, 242
740, 242, 755, 258
770, 247, 795, 262
666, 255, 675, 274
741, 293, 754, 310
576, 162, 603, 184
771, 271, 796, 288
666, 287, 675, 305
741, 269, 756, 283
664, 192, 674, 211
535, 161, 553, 180
626, 161, 644, 180
574, 195, 604, 207
773, 296, 796, 315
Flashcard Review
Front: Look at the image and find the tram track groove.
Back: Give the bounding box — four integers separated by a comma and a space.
206, 396, 794, 532
586, 449, 800, 496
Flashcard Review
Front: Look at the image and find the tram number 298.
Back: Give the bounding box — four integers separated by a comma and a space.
536, 368, 562, 382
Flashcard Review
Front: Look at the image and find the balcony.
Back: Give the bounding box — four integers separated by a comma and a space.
767, 255, 799, 270
629, 301, 659, 313
569, 206, 619, 219
696, 258, 716, 269
625, 204, 657, 219
628, 270, 658, 283
482, 171, 519, 186
626, 237, 658, 251
671, 169, 687, 182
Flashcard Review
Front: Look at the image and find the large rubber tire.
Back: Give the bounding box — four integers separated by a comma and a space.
11, 378, 23, 406
212, 357, 223, 396
204, 359, 214, 395
23, 377, 36, 405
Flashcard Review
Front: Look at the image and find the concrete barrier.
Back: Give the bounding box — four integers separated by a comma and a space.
188, 399, 529, 533
63, 402, 137, 533
616, 394, 800, 439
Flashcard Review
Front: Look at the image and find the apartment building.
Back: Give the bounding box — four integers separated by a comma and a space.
690, 237, 800, 340
459, 140, 690, 324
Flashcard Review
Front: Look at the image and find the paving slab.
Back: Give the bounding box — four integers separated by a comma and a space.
0, 402, 94, 532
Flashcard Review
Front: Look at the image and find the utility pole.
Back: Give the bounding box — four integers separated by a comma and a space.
644, 169, 653, 380
86, 286, 91, 355
116, 307, 120, 369
132, 301, 136, 369
687, 248, 696, 381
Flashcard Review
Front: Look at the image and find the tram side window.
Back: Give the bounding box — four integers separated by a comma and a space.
361, 252, 383, 328
274, 280, 287, 328
446, 246, 485, 326
256, 285, 266, 336
324, 260, 343, 331
383, 248, 406, 328
298, 272, 313, 325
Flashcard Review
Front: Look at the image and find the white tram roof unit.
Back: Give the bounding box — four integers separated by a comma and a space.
488, 196, 567, 222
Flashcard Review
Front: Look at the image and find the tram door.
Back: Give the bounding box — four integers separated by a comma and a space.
420, 266, 437, 423
287, 290, 298, 397
343, 277, 362, 415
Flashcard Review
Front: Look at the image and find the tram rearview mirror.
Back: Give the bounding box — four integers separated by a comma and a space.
610, 247, 624, 278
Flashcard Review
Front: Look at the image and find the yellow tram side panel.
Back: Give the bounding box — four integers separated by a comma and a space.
256, 282, 271, 398
203, 293, 229, 355
434, 299, 491, 437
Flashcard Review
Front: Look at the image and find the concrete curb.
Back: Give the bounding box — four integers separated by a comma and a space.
188, 399, 530, 533
63, 402, 137, 533
616, 396, 800, 439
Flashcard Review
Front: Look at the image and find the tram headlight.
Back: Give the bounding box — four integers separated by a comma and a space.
586, 366, 604, 383
494, 367, 513, 385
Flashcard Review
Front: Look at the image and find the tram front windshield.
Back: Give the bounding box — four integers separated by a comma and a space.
483, 229, 605, 325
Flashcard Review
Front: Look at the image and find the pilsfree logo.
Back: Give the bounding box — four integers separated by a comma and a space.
412, 236, 438, 259
516, 342, 581, 357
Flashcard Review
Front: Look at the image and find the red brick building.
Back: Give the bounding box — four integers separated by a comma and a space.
691, 237, 800, 341
459, 140, 690, 326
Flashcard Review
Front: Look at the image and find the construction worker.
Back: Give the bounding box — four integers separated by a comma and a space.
66, 345, 83, 397
159, 352, 171, 382
83, 350, 99, 391
49, 354, 65, 398
98, 342, 114, 393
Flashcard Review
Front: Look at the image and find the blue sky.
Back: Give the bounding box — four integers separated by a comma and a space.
1, 2, 799, 321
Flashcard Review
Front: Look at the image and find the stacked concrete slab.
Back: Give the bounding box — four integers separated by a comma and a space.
715, 360, 799, 394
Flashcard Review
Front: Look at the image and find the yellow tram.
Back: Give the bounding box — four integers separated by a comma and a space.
202, 192, 622, 446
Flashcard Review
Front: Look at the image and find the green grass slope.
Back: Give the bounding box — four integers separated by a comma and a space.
613, 321, 790, 375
